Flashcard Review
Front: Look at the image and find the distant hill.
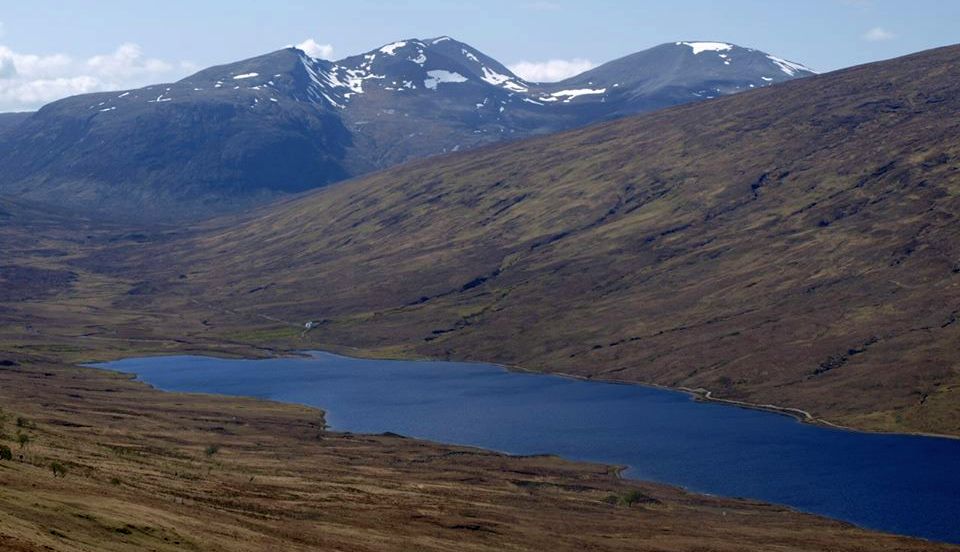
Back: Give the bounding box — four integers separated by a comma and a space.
124, 44, 960, 437
0, 111, 31, 135
0, 38, 813, 220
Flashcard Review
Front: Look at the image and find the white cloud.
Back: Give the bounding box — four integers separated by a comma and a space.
862, 27, 895, 41
0, 46, 71, 78
0, 43, 192, 112
0, 56, 16, 79
294, 38, 335, 60
508, 58, 595, 82
87, 43, 173, 81
0, 76, 99, 109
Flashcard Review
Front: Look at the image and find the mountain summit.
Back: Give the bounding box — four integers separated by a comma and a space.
0, 37, 814, 219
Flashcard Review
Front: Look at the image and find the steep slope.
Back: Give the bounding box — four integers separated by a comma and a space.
0, 49, 351, 219
117, 44, 960, 437
0, 111, 30, 136
0, 38, 813, 220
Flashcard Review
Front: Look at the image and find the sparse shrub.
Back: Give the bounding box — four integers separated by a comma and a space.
110, 477, 122, 486
16, 432, 30, 449
620, 490, 649, 506
50, 462, 67, 477
204, 444, 220, 457
108, 445, 130, 456
0, 444, 12, 461
606, 489, 653, 507
15, 416, 31, 429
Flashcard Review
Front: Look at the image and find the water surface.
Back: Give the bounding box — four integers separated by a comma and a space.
94, 352, 960, 544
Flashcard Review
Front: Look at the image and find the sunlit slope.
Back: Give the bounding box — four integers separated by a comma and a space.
150, 44, 960, 436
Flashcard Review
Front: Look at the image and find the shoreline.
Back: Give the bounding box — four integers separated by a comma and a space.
498, 365, 960, 443
328, 347, 960, 442
294, 343, 960, 442
81, 342, 960, 442
84, 349, 960, 545
557, 377, 960, 442
5, 356, 953, 551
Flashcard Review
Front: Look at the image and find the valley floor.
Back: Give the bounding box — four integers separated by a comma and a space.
0, 350, 957, 552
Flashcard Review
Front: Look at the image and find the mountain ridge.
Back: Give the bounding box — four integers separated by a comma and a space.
0, 37, 814, 220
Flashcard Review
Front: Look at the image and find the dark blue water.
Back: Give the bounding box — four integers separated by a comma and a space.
93, 352, 960, 544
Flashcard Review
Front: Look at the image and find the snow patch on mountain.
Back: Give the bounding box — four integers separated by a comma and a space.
379, 41, 407, 55
424, 70, 468, 90
678, 42, 733, 55
480, 67, 528, 92
549, 88, 606, 102
324, 52, 387, 100
160, 37, 816, 116
766, 55, 815, 76
300, 57, 346, 108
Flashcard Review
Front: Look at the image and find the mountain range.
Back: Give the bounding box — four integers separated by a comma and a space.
1, 19, 959, 552
97, 43, 959, 437
0, 37, 814, 219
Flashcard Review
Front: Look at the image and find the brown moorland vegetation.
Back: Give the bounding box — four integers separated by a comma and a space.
2, 44, 960, 552
0, 157, 957, 552
97, 44, 960, 437
0, 352, 956, 551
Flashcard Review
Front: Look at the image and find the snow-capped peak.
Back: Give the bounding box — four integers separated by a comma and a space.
672, 41, 816, 76
379, 41, 408, 55
677, 41, 734, 55
160, 36, 816, 119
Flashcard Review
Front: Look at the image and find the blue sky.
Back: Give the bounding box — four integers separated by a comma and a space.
0, 0, 957, 111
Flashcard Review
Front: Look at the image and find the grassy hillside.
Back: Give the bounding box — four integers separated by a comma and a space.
1, 205, 949, 551
113, 44, 960, 437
